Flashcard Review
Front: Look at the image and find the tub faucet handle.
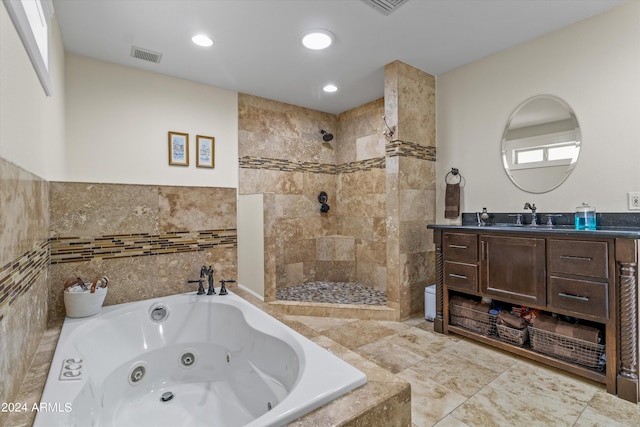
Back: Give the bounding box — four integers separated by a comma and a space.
188, 278, 206, 295
188, 266, 208, 295
219, 279, 235, 296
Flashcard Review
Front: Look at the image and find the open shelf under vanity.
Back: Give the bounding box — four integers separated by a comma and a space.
428, 224, 640, 403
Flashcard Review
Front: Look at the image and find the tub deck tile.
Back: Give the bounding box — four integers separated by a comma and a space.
5, 318, 63, 427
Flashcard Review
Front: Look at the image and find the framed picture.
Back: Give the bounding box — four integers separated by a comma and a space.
168, 131, 189, 166
196, 135, 215, 168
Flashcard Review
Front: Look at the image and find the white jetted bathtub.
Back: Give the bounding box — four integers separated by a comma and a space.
35, 291, 366, 426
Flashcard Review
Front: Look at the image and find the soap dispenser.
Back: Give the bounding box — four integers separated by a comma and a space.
575, 203, 596, 230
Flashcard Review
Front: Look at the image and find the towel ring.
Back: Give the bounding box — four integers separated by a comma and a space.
445, 168, 462, 185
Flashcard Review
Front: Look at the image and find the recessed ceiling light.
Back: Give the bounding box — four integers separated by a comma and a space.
301, 29, 334, 50
192, 34, 213, 47
323, 84, 338, 93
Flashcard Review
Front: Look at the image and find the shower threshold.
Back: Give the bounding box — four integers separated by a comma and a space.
276, 282, 387, 306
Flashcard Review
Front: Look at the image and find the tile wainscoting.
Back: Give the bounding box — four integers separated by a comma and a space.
47, 182, 238, 320
0, 158, 50, 420
0, 176, 238, 420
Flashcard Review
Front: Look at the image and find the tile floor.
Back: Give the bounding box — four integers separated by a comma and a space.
7, 297, 640, 427
283, 313, 640, 427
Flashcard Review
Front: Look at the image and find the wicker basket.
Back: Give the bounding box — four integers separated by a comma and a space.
497, 323, 528, 346
450, 303, 497, 336
528, 326, 605, 370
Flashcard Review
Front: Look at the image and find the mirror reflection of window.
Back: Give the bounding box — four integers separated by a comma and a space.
511, 139, 579, 168
516, 148, 543, 164
502, 95, 581, 193
548, 143, 578, 161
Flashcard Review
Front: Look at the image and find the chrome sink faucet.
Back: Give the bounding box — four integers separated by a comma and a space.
476, 207, 490, 226
524, 202, 538, 226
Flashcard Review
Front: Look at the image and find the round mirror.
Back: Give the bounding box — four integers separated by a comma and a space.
501, 95, 580, 193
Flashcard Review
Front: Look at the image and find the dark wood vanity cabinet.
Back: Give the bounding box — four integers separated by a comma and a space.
430, 226, 640, 404
547, 239, 611, 321
443, 233, 478, 292
480, 235, 546, 306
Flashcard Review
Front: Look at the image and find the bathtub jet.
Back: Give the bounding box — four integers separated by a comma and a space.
35, 291, 366, 427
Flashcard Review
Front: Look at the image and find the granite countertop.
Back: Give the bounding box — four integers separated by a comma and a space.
427, 223, 640, 239
429, 212, 640, 239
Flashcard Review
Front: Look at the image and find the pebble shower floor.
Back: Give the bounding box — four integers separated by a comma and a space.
276, 282, 387, 306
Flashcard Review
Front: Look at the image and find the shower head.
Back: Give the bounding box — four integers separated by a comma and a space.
320, 130, 334, 142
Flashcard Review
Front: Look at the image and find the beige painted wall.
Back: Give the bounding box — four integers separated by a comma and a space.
436, 1, 640, 222
0, 2, 63, 412
64, 53, 239, 187
0, 4, 66, 180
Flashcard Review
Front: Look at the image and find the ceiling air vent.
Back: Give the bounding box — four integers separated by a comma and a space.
130, 46, 163, 64
361, 0, 409, 16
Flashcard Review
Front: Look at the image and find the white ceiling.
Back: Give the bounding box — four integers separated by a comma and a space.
53, 0, 625, 115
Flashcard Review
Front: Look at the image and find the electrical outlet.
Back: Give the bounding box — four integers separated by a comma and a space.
629, 192, 640, 210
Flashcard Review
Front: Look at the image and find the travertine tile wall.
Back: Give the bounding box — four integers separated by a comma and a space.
0, 158, 50, 423
239, 61, 436, 318
48, 182, 238, 320
238, 94, 391, 296
336, 99, 388, 291
238, 94, 339, 291
385, 61, 436, 319
0, 171, 238, 417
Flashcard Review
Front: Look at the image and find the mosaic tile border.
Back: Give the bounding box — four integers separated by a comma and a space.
50, 229, 238, 264
239, 156, 337, 174
336, 157, 385, 173
0, 241, 49, 314
386, 140, 436, 161
0, 229, 238, 320
239, 140, 435, 175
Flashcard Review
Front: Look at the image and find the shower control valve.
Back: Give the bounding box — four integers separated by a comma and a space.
318, 191, 330, 213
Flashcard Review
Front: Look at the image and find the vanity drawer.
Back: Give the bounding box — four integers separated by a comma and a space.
548, 239, 608, 279
443, 233, 478, 262
548, 276, 608, 320
444, 261, 478, 292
